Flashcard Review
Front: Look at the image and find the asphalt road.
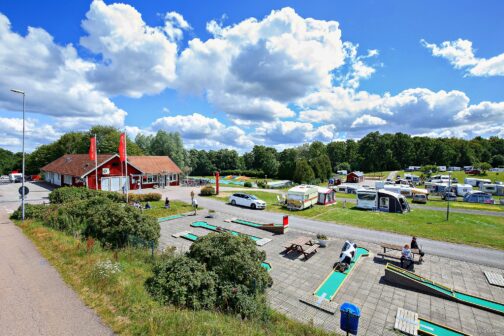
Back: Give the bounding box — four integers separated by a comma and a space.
164, 186, 504, 269
0, 182, 112, 336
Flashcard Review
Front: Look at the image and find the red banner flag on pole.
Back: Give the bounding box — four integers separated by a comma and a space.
119, 133, 126, 162
89, 137, 96, 161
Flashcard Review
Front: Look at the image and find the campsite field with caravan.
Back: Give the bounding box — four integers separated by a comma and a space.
210, 190, 504, 249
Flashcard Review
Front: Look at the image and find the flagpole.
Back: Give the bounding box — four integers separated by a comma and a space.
95, 134, 98, 190
124, 133, 129, 203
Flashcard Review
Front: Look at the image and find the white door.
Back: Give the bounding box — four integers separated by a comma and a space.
110, 177, 121, 192
101, 177, 110, 191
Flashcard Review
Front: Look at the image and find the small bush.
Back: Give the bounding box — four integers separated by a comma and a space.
145, 255, 217, 309
128, 193, 162, 202
49, 187, 125, 204
10, 203, 48, 220
256, 180, 267, 189
200, 186, 215, 196
85, 203, 160, 248
243, 181, 252, 188
316, 234, 327, 240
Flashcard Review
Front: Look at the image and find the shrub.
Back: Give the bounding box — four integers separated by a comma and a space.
188, 234, 272, 318
243, 181, 252, 188
316, 234, 327, 240
49, 187, 124, 204
256, 180, 267, 189
10, 203, 48, 220
200, 186, 215, 196
127, 193, 162, 202
85, 203, 160, 248
145, 255, 217, 310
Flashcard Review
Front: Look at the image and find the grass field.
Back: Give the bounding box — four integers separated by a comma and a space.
141, 200, 195, 218
17, 219, 334, 336
211, 191, 504, 250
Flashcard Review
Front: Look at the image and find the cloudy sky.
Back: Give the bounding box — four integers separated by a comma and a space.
1, 0, 503, 152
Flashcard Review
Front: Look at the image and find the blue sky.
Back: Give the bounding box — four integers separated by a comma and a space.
1, 0, 503, 152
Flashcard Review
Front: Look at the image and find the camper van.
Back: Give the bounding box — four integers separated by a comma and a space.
404, 174, 421, 185
286, 185, 318, 210
356, 189, 410, 213
464, 178, 491, 187
9, 173, 23, 183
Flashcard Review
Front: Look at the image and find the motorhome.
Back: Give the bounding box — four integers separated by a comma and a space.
448, 166, 461, 171
464, 178, 491, 187
430, 175, 450, 183
438, 166, 447, 172
286, 185, 318, 210
333, 184, 359, 194
405, 166, 421, 172
356, 189, 410, 213
425, 182, 449, 195
496, 184, 504, 196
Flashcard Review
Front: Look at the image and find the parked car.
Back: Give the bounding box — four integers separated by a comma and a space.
442, 192, 457, 201
463, 191, 494, 204
0, 175, 10, 183
412, 194, 427, 204
229, 193, 266, 209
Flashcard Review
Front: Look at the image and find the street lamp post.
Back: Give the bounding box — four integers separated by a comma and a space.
446, 171, 451, 221
10, 89, 26, 221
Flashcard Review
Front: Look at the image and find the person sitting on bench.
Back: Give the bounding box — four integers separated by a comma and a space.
410, 236, 424, 263
334, 241, 357, 272
400, 244, 414, 270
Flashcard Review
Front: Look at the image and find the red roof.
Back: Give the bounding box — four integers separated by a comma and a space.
128, 156, 182, 174
41, 154, 117, 177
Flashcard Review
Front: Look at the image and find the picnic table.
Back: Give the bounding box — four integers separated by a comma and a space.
379, 243, 421, 262
283, 236, 319, 260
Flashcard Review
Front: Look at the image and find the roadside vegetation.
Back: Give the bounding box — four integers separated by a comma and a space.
12, 187, 333, 336
211, 191, 504, 250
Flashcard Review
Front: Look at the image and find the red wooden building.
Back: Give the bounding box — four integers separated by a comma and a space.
41, 154, 181, 191
346, 171, 365, 183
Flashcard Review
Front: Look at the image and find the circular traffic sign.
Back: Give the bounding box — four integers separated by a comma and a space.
18, 186, 29, 196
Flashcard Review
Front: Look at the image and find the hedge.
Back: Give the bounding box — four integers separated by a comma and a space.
219, 169, 265, 178
49, 187, 125, 204
200, 186, 215, 196
127, 193, 162, 202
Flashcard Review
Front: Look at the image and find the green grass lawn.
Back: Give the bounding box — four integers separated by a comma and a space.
17, 220, 334, 336
141, 200, 195, 218
211, 191, 504, 250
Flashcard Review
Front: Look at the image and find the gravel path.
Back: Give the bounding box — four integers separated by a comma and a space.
164, 186, 504, 269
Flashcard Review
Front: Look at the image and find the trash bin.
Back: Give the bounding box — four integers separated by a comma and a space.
340, 302, 360, 335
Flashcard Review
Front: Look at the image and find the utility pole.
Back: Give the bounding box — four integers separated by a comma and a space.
10, 89, 25, 221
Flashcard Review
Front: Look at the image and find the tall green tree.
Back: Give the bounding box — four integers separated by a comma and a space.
327, 141, 346, 170
277, 148, 298, 180
293, 159, 315, 183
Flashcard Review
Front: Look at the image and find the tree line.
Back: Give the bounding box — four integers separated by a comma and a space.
1, 129, 504, 183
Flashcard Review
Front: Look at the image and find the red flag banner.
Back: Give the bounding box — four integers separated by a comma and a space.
119, 133, 126, 162
89, 137, 96, 161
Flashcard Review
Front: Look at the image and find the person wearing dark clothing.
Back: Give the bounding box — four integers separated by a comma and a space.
145, 201, 152, 210
164, 197, 170, 209
410, 236, 425, 263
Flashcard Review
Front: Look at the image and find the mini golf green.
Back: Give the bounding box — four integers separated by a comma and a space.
314, 247, 369, 301
419, 319, 467, 336
158, 214, 184, 222
386, 263, 504, 315
232, 219, 262, 228
191, 221, 263, 241
261, 262, 272, 272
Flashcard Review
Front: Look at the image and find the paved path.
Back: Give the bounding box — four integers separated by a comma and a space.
0, 183, 112, 336
164, 186, 504, 269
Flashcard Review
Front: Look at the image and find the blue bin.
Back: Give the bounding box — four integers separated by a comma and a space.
340, 302, 360, 335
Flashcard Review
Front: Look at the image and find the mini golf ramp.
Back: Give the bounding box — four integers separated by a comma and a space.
300, 247, 369, 314
229, 218, 286, 234
191, 221, 271, 246
385, 263, 504, 316
394, 307, 471, 336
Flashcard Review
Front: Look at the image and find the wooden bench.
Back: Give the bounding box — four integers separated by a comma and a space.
301, 244, 319, 260
379, 243, 420, 262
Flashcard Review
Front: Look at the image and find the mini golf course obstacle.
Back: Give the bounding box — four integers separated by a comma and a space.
484, 271, 504, 287
158, 214, 185, 222
299, 247, 369, 314
227, 217, 289, 234
394, 307, 472, 336
385, 263, 504, 316
190, 221, 271, 246
171, 231, 272, 272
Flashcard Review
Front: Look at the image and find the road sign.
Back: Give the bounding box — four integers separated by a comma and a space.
18, 186, 29, 196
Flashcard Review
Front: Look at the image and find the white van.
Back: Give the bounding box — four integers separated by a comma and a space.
9, 173, 23, 182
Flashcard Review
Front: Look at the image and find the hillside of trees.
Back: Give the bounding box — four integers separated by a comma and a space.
2, 129, 504, 181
